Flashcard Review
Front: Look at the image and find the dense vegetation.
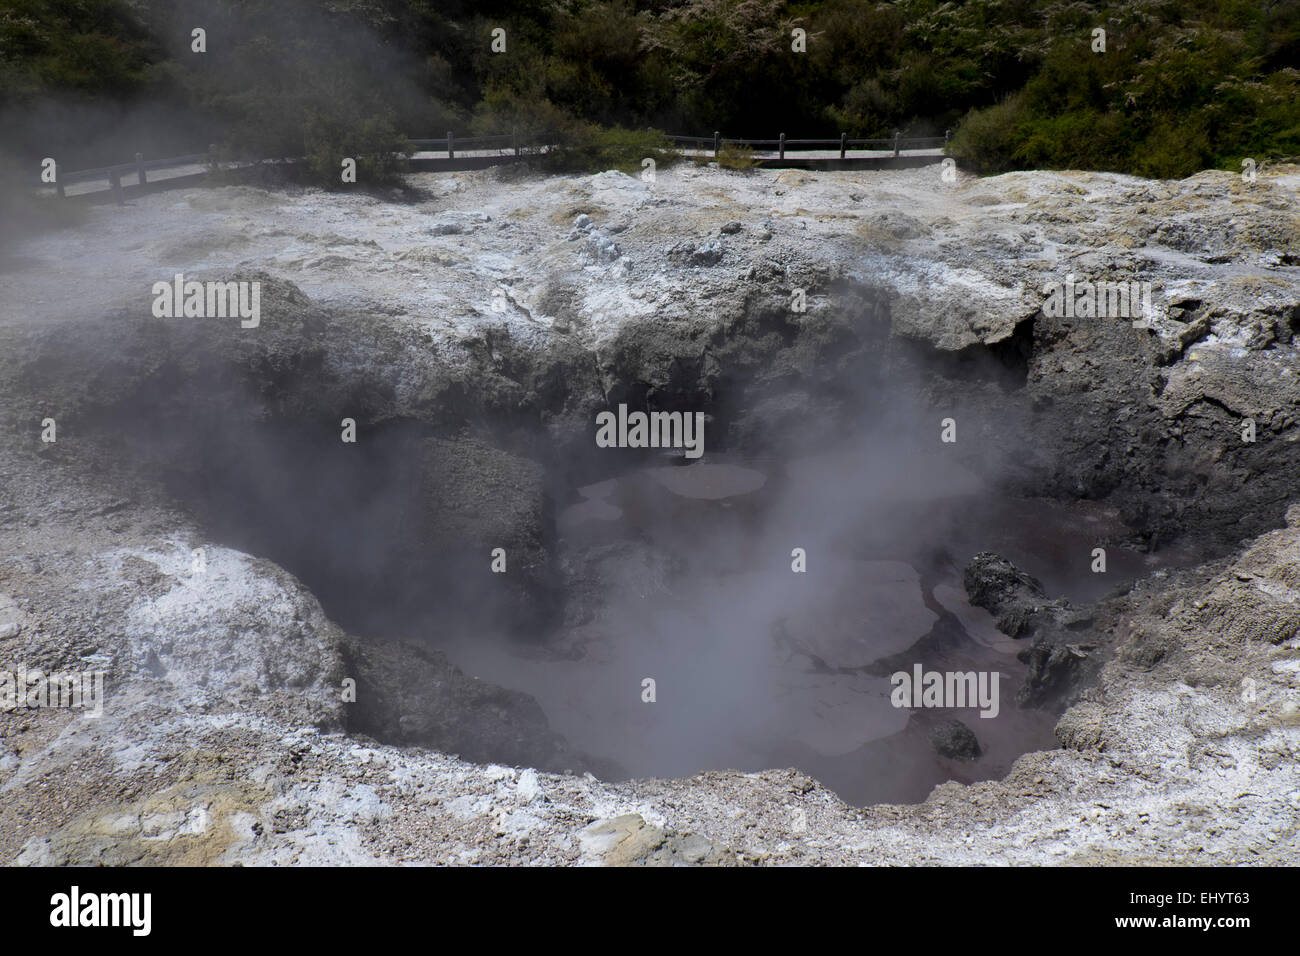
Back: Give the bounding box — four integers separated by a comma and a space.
2, 0, 1297, 180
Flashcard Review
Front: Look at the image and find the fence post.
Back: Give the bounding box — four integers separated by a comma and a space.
135, 152, 147, 187
109, 169, 124, 205
713, 131, 721, 160
840, 133, 847, 159
945, 129, 951, 144
893, 131, 900, 157
778, 133, 785, 160
447, 131, 455, 160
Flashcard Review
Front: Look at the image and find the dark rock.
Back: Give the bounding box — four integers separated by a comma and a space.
962, 552, 1105, 709
928, 719, 982, 760
407, 437, 560, 631
1017, 635, 1092, 708
666, 239, 724, 267
963, 551, 1059, 638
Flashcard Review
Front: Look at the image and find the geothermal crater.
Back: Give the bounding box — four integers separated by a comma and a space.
3, 162, 1298, 864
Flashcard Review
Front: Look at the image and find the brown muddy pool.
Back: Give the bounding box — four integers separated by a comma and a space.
441, 447, 1197, 806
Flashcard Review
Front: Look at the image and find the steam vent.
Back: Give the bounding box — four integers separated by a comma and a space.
1, 0, 1297, 916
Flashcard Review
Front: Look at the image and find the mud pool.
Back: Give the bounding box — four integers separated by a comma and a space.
438, 443, 1197, 805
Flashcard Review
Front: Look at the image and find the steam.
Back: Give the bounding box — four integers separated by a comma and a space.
0, 0, 449, 171
0, 1, 1119, 802
3, 201, 1081, 806
438, 362, 1071, 804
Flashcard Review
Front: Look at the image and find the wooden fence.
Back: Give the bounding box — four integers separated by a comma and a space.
45, 130, 950, 203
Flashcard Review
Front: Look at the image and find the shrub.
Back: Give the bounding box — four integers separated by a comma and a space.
1132, 117, 1212, 180
542, 124, 680, 174
947, 95, 1024, 174
716, 140, 757, 170
301, 112, 410, 190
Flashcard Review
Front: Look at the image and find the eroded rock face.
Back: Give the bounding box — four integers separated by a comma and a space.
336, 633, 614, 778
402, 437, 559, 630
1, 163, 1299, 864
8, 164, 1298, 546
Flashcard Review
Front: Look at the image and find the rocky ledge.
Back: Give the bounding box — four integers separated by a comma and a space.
1, 162, 1297, 864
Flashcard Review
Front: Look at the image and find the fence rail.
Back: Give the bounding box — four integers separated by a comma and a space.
44, 129, 949, 202
680, 130, 949, 160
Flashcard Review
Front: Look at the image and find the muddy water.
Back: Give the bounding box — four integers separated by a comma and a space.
442, 448, 1194, 806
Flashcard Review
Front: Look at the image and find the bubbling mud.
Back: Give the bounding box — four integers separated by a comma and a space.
437, 436, 1195, 805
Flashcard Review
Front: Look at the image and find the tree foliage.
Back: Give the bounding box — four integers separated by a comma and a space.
3, 0, 1297, 180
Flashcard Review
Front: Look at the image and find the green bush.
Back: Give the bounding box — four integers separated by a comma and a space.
1015, 109, 1129, 173
0, 0, 157, 104
1132, 117, 1213, 180
302, 113, 410, 190
947, 95, 1025, 174
471, 84, 679, 174
716, 140, 757, 171
542, 125, 680, 174
469, 84, 581, 151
